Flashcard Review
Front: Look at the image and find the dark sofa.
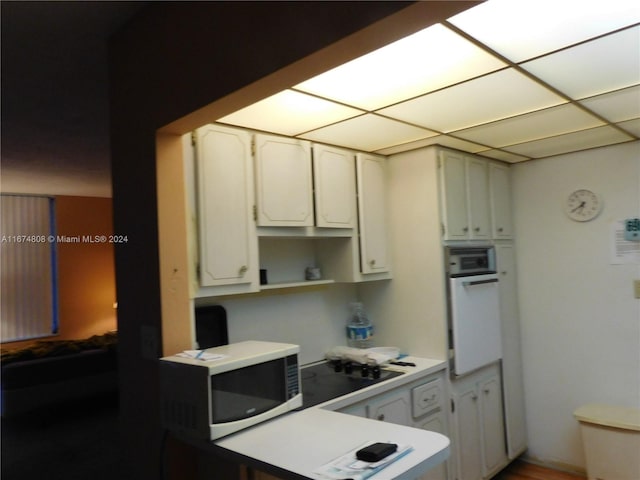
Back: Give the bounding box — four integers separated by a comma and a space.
1, 332, 118, 416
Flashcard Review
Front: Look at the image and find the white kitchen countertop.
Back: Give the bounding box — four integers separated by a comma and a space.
213, 356, 449, 479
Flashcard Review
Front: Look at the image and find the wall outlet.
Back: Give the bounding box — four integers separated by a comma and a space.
634, 280, 640, 300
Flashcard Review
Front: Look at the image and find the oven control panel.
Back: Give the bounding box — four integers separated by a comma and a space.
446, 246, 496, 277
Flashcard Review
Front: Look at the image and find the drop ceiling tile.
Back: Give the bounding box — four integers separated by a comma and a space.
294, 24, 505, 111
521, 26, 640, 100
448, 0, 640, 63
474, 149, 530, 163
616, 118, 640, 137
216, 90, 363, 136
502, 125, 634, 158
378, 68, 565, 132
579, 85, 640, 122
453, 104, 604, 147
375, 135, 487, 156
299, 114, 437, 152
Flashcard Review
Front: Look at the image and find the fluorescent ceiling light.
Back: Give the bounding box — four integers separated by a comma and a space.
448, 0, 640, 63
454, 104, 604, 147
579, 86, 640, 123
217, 90, 363, 136
300, 114, 437, 151
521, 26, 640, 100
378, 68, 565, 132
503, 125, 633, 158
294, 24, 505, 110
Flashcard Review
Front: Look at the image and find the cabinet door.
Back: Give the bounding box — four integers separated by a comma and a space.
313, 144, 357, 228
439, 150, 469, 240
195, 125, 258, 289
357, 153, 389, 274
254, 134, 313, 227
479, 375, 507, 477
454, 386, 483, 480
368, 388, 412, 426
495, 244, 527, 458
415, 412, 449, 480
489, 163, 513, 239
466, 158, 491, 240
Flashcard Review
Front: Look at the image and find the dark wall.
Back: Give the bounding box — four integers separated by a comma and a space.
108, 3, 413, 478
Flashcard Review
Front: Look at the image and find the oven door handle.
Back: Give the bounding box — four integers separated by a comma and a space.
462, 278, 499, 287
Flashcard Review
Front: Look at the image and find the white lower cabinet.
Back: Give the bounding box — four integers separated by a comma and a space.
450, 363, 507, 480
337, 372, 449, 480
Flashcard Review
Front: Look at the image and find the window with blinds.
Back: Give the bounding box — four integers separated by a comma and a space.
1, 195, 58, 342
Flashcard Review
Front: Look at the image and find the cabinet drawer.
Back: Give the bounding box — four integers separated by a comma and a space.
412, 378, 443, 417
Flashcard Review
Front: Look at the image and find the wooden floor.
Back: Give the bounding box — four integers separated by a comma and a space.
495, 459, 586, 480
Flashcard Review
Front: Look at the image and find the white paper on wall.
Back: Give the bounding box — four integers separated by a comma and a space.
610, 219, 640, 264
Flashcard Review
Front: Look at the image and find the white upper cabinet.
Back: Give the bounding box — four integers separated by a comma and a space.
466, 157, 491, 240
254, 134, 313, 227
489, 162, 514, 239
195, 124, 259, 293
439, 148, 511, 241
313, 144, 357, 228
357, 153, 390, 274
439, 149, 469, 240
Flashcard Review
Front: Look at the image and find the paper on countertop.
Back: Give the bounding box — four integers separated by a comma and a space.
314, 441, 412, 480
176, 350, 227, 361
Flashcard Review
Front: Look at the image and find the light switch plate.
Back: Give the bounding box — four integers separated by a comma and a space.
634, 280, 640, 299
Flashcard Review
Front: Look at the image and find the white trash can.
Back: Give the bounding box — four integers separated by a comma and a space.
574, 403, 640, 480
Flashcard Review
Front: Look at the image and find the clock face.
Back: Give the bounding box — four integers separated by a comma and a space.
565, 189, 602, 222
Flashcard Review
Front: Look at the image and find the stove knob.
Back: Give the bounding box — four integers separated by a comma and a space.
361, 364, 369, 378
344, 362, 353, 374
372, 365, 381, 379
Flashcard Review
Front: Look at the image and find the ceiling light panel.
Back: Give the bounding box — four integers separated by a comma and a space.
299, 114, 437, 152
474, 149, 530, 163
503, 125, 633, 158
375, 135, 488, 156
378, 68, 565, 132
521, 26, 640, 100
216, 90, 363, 136
294, 24, 505, 111
448, 0, 640, 63
453, 104, 604, 147
579, 85, 640, 123
617, 118, 640, 137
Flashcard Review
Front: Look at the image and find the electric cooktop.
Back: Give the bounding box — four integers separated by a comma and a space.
299, 361, 404, 409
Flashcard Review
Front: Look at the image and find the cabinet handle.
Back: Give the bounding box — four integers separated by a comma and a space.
369, 259, 376, 267
483, 388, 490, 394
474, 226, 480, 232
463, 227, 469, 232
497, 227, 504, 232
471, 393, 478, 400
377, 413, 385, 421
238, 265, 248, 275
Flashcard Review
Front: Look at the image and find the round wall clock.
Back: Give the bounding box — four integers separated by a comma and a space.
564, 189, 603, 222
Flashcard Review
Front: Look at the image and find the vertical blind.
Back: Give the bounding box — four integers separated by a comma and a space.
1, 195, 58, 342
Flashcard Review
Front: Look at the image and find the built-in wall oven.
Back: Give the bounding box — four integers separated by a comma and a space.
445, 246, 502, 377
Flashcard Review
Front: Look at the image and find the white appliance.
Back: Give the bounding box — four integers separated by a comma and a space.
159, 340, 302, 440
446, 247, 502, 376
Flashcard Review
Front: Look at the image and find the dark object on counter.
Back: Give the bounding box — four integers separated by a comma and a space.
356, 442, 398, 462
390, 361, 416, 367
195, 305, 228, 349
260, 269, 268, 285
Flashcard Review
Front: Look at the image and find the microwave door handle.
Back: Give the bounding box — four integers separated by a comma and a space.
462, 278, 499, 287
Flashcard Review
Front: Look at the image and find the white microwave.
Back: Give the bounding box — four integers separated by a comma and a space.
159, 340, 302, 440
